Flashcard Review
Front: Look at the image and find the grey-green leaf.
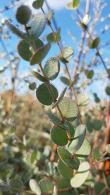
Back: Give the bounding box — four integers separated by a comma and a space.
51, 126, 68, 146
47, 30, 61, 43
16, 5, 31, 25
58, 97, 78, 120
70, 161, 90, 188
44, 57, 60, 80
57, 147, 79, 169
30, 44, 51, 65
29, 14, 47, 39
32, 0, 44, 9
17, 40, 32, 61
39, 178, 54, 193
58, 159, 73, 179
36, 83, 58, 105
76, 138, 91, 157
67, 124, 86, 153
60, 47, 74, 63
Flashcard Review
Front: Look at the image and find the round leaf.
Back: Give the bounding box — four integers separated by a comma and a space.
76, 138, 91, 157
39, 178, 54, 193
17, 40, 32, 61
51, 126, 68, 146
36, 83, 58, 105
16, 5, 31, 25
47, 30, 61, 43
30, 44, 50, 65
57, 147, 79, 169
32, 0, 44, 9
29, 179, 41, 195
29, 14, 47, 39
58, 97, 78, 120
58, 159, 73, 179
67, 124, 86, 153
70, 162, 90, 188
44, 57, 60, 80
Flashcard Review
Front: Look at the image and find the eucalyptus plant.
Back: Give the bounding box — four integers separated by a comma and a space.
1, 0, 110, 194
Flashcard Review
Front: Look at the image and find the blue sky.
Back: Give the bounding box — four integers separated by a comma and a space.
0, 0, 110, 98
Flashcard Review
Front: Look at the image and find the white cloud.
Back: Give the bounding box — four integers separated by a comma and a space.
19, 0, 69, 10
46, 0, 69, 10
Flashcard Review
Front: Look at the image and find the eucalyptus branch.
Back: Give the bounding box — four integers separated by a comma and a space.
25, 23, 65, 122
5, 1, 110, 194
41, 7, 83, 123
